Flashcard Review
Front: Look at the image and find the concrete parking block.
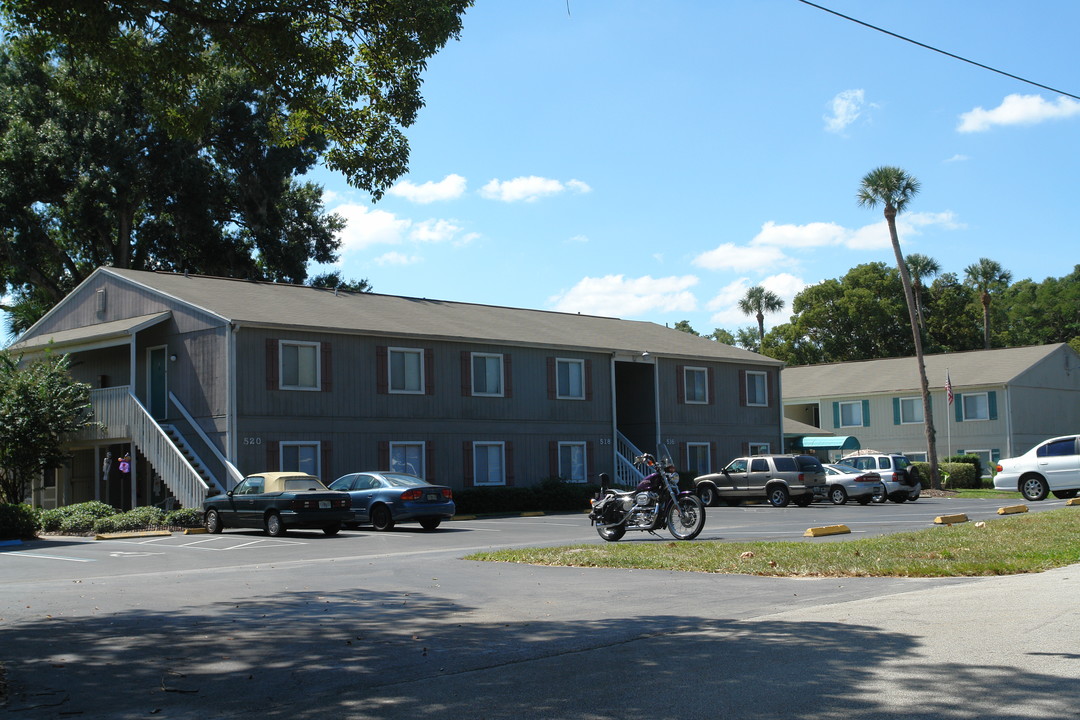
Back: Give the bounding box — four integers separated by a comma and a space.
803, 524, 851, 537
997, 504, 1028, 515
933, 513, 969, 525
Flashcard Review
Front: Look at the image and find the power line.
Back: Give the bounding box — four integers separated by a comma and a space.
798, 0, 1080, 101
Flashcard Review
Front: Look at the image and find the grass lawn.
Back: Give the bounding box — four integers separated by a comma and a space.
467, 506, 1080, 578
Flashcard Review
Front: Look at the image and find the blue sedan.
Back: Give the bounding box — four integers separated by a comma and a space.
328, 472, 456, 531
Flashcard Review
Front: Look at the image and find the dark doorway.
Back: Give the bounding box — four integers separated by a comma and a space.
615, 361, 657, 453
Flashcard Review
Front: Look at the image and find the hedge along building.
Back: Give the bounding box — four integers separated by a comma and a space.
9, 267, 784, 510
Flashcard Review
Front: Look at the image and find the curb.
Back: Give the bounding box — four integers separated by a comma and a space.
184, 528, 208, 534
804, 524, 850, 537
93, 530, 173, 540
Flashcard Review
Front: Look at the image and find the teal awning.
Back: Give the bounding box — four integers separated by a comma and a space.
800, 435, 861, 451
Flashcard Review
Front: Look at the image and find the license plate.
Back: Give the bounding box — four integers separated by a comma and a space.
425, 493, 438, 501
319, 500, 331, 509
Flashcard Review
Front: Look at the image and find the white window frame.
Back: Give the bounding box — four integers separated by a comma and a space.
556, 358, 585, 400
962, 392, 990, 421
389, 441, 425, 479
838, 401, 864, 428
905, 451, 928, 462
899, 397, 923, 424
557, 441, 587, 483
745, 371, 768, 407
748, 442, 771, 456
280, 340, 320, 391
471, 352, 504, 397
687, 442, 711, 476
280, 441, 320, 477
473, 441, 506, 486
684, 366, 708, 405
388, 347, 425, 394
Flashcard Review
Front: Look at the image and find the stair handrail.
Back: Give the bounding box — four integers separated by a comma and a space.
615, 430, 647, 486
168, 391, 241, 489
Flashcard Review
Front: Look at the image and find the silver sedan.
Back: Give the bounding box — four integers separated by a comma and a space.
823, 463, 884, 505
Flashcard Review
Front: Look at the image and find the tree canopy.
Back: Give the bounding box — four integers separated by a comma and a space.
0, 0, 472, 199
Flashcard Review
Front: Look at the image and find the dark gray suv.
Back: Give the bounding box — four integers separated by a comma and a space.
693, 454, 828, 508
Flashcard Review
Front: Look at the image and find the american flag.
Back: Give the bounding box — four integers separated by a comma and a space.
945, 370, 954, 405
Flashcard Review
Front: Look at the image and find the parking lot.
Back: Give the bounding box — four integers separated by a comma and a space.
4, 497, 1078, 719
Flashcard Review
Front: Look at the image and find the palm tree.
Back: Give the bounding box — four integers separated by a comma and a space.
963, 257, 1012, 349
905, 253, 940, 332
857, 166, 940, 489
738, 286, 784, 347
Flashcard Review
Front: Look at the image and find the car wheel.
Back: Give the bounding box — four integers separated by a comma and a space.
767, 485, 790, 508
1052, 489, 1079, 499
829, 486, 848, 505
370, 504, 395, 531
1020, 475, 1049, 502
698, 485, 717, 507
907, 486, 921, 501
873, 484, 887, 503
265, 513, 286, 536
323, 523, 341, 536
419, 518, 441, 531
204, 509, 223, 534
889, 493, 907, 504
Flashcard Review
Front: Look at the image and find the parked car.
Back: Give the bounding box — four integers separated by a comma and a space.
694, 454, 828, 508
823, 463, 883, 505
328, 471, 456, 530
203, 472, 353, 537
993, 434, 1080, 501
840, 452, 921, 503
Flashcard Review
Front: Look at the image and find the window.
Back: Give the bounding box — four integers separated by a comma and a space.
686, 443, 711, 476
961, 393, 989, 421
899, 397, 923, 424
745, 371, 768, 406
1038, 438, 1079, 457
281, 442, 319, 476
389, 442, 425, 478
748, 442, 770, 455
473, 442, 505, 486
472, 353, 504, 396
558, 442, 587, 483
906, 451, 928, 462
838, 401, 865, 428
280, 341, 319, 390
389, 347, 424, 394
750, 458, 769, 472
684, 367, 708, 404
556, 358, 585, 399
967, 449, 994, 476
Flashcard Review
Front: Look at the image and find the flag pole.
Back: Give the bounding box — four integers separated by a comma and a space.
945, 369, 953, 457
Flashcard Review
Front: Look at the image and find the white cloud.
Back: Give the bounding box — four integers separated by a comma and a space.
944, 153, 969, 163
480, 176, 591, 202
388, 174, 467, 203
751, 220, 850, 248
958, 93, 1080, 132
824, 89, 865, 133
374, 252, 423, 266
548, 274, 699, 318
567, 234, 589, 244
692, 242, 790, 272
332, 203, 411, 251
410, 218, 462, 243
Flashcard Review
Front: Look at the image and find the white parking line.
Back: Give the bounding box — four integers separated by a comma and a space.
4, 552, 94, 563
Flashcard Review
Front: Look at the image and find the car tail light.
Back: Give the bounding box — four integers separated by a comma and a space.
290, 498, 313, 510
401, 489, 423, 501
995, 464, 1004, 473
441, 488, 453, 500
334, 496, 350, 509
856, 474, 875, 482
797, 473, 804, 482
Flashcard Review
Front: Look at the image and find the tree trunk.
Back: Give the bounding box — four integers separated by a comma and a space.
981, 293, 991, 349
885, 207, 940, 489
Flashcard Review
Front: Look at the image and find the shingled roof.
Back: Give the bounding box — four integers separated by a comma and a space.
783, 344, 1072, 399
15, 267, 782, 366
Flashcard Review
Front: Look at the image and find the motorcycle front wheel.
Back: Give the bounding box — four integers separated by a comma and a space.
667, 496, 705, 540
596, 523, 626, 542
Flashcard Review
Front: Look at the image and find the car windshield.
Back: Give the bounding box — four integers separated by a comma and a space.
380, 473, 428, 487
829, 464, 860, 474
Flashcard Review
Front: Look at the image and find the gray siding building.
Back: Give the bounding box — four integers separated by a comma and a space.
12, 268, 783, 509
783, 344, 1080, 471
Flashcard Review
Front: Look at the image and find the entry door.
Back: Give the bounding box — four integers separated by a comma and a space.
147, 346, 168, 419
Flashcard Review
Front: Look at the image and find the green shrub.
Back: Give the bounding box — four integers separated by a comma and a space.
0, 503, 39, 540
165, 507, 204, 528
941, 462, 979, 489
944, 454, 984, 482
40, 501, 117, 534
92, 506, 166, 533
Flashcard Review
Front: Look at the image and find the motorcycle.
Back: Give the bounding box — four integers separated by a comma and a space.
588, 447, 705, 541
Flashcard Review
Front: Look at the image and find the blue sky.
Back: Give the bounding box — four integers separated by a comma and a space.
309, 0, 1080, 337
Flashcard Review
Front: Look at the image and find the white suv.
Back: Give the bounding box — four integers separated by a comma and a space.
993, 435, 1080, 501
840, 452, 922, 503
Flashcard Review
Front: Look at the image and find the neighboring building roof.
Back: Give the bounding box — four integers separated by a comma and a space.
15, 268, 782, 365
8, 311, 171, 353
783, 416, 833, 436
783, 344, 1071, 399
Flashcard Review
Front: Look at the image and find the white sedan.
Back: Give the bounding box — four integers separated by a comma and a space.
993, 435, 1080, 501
823, 463, 883, 505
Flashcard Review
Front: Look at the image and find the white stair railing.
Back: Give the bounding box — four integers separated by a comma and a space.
615, 430, 647, 487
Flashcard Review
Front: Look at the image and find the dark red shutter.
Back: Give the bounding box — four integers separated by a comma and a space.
768, 370, 776, 408
707, 367, 715, 405
266, 441, 279, 471
505, 441, 514, 486
321, 441, 332, 482
587, 441, 595, 480
676, 365, 686, 404
376, 346, 388, 394
739, 370, 747, 407
426, 443, 435, 481
549, 441, 559, 478
266, 339, 278, 390
424, 348, 435, 395
584, 359, 593, 401
321, 342, 333, 392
